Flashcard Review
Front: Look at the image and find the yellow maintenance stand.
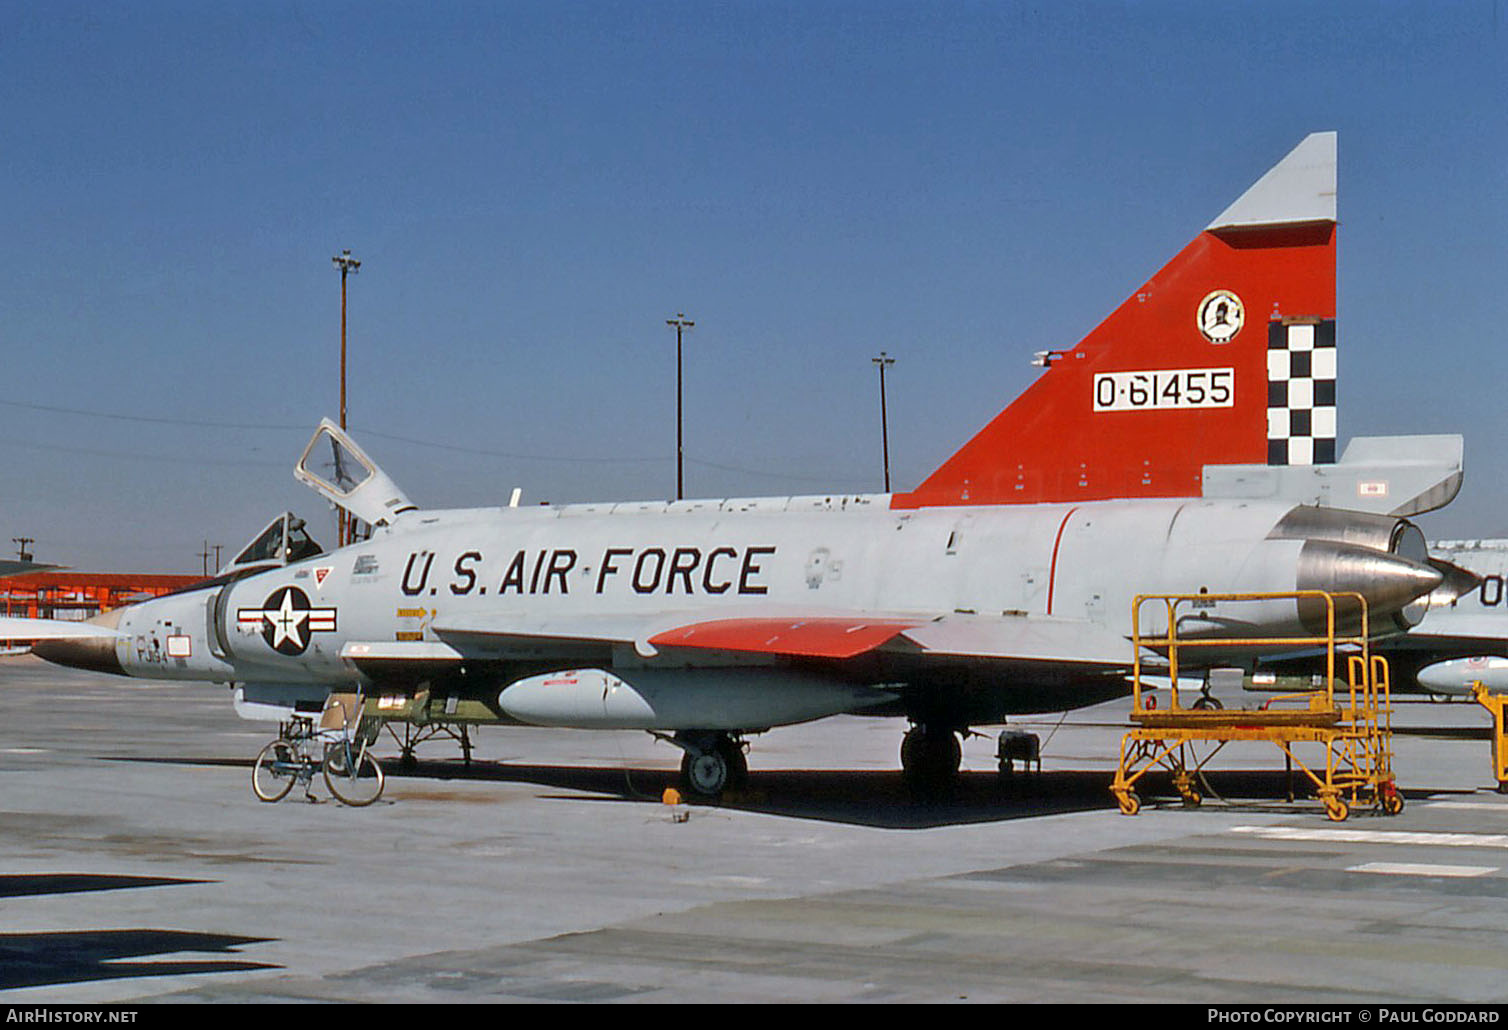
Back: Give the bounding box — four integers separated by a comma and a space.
1471, 685, 1508, 794
1111, 591, 1402, 822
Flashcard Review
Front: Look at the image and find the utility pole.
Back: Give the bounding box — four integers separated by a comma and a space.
872, 351, 896, 492
198, 540, 212, 577
666, 313, 695, 501
332, 249, 361, 545
12, 538, 32, 563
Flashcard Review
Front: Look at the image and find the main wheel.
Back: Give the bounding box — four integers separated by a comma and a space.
681, 748, 731, 798
252, 740, 297, 803
901, 725, 962, 789
676, 733, 747, 799
323, 745, 385, 807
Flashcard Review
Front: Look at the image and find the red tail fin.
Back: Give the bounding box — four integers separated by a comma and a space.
893, 132, 1337, 509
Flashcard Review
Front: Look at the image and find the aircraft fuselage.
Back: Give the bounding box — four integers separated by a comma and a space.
42, 493, 1442, 730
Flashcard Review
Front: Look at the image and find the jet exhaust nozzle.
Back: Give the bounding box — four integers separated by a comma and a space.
1295, 540, 1443, 633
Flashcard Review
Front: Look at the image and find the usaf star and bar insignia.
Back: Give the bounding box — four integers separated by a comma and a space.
237, 586, 338, 656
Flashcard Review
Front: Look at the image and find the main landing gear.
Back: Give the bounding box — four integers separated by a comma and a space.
658, 723, 976, 798
659, 731, 749, 799
900, 723, 962, 789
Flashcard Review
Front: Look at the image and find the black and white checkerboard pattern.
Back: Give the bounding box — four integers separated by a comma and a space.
1267, 319, 1336, 466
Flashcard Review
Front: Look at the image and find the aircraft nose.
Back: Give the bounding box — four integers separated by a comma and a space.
1295, 541, 1443, 631
31, 608, 126, 676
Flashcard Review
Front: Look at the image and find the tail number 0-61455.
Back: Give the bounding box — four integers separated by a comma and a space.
1093, 368, 1233, 412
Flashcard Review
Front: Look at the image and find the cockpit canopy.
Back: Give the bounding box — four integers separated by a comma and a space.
294, 419, 416, 529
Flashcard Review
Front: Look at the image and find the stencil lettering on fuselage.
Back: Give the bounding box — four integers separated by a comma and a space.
399, 545, 778, 598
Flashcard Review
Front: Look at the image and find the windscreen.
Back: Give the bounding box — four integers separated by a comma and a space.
234, 520, 286, 566
231, 514, 324, 568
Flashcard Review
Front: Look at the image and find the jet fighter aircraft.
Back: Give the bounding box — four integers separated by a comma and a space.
13, 133, 1471, 796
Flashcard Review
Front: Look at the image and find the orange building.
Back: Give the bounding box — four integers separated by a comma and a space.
0, 572, 204, 621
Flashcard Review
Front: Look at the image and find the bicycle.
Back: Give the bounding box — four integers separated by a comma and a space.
251, 693, 385, 806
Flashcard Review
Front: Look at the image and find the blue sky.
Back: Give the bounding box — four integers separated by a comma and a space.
1, 1, 1504, 571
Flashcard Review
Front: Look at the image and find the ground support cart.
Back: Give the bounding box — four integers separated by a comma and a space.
1471, 685, 1508, 793
364, 688, 500, 768
1110, 591, 1401, 822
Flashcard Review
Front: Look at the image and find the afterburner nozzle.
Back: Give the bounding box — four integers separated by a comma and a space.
1296, 540, 1444, 632
31, 608, 126, 676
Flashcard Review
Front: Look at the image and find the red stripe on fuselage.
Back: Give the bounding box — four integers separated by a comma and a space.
1046, 506, 1080, 616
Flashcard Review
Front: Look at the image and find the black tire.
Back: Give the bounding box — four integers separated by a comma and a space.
323, 744, 385, 807
680, 748, 731, 798
719, 737, 749, 791
252, 740, 297, 803
901, 726, 961, 789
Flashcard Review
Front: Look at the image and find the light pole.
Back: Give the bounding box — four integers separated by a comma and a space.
666, 313, 695, 500
872, 351, 895, 492
332, 249, 361, 544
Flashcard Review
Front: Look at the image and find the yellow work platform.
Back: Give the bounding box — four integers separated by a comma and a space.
1472, 685, 1508, 793
1111, 591, 1402, 822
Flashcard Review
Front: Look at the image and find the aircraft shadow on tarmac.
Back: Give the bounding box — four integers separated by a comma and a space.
109, 755, 1429, 829
0, 874, 277, 990
0, 928, 277, 991
0, 872, 209, 899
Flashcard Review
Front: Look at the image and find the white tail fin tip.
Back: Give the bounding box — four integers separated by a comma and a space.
1207, 131, 1337, 231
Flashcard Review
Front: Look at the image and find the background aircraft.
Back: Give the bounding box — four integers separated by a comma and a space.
10, 134, 1471, 796
1363, 540, 1508, 696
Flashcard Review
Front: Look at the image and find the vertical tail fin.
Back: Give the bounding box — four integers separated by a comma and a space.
893, 132, 1337, 509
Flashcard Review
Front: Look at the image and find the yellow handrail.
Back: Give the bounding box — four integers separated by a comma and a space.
1130, 590, 1373, 715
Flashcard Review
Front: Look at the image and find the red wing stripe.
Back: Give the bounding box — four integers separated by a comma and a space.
649, 618, 921, 660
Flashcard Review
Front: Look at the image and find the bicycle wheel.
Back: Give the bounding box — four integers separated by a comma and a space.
323, 743, 385, 806
252, 740, 297, 802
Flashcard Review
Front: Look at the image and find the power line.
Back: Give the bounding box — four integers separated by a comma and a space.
0, 397, 306, 431
0, 435, 285, 468
0, 399, 872, 486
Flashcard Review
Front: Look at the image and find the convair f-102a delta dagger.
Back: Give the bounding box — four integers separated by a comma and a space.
15, 133, 1473, 797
